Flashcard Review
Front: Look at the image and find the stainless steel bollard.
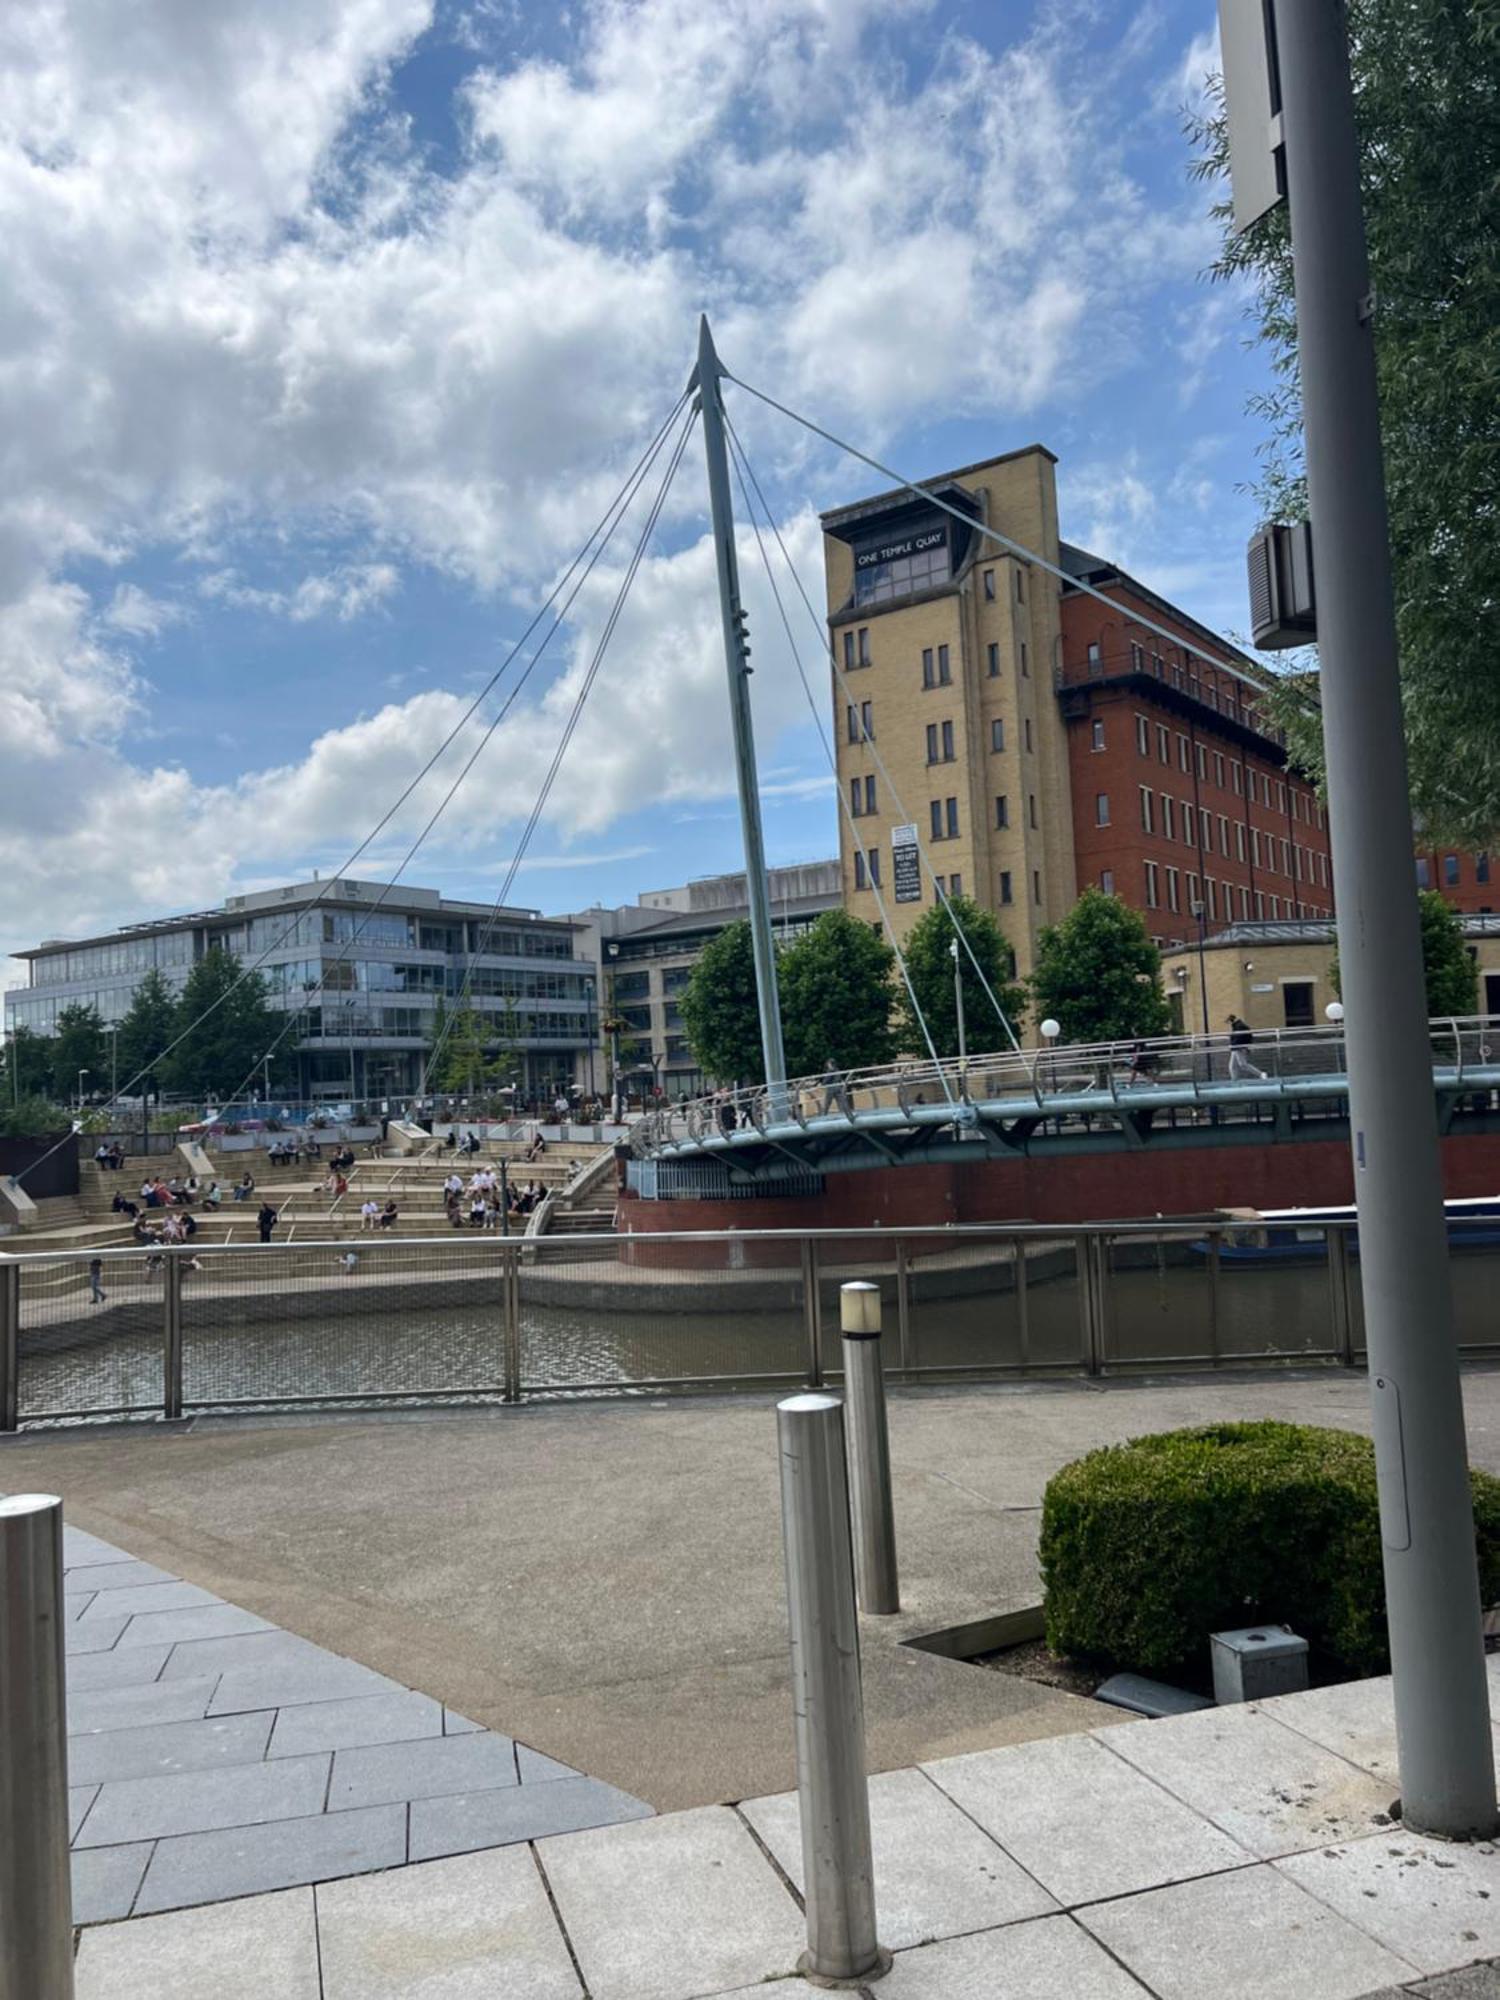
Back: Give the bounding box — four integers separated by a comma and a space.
840, 1283, 899, 1616
0, 1494, 76, 2000
776, 1393, 890, 1987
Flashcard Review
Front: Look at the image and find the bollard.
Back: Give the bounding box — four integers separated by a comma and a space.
840, 1282, 899, 1616
0, 1494, 76, 2000
776, 1393, 890, 1987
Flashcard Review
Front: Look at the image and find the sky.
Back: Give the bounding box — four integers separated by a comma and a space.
0, 0, 1268, 987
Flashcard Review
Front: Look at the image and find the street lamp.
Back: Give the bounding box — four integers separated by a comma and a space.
108, 1024, 118, 1100
1038, 1018, 1060, 1099
1325, 1001, 1345, 1024
948, 937, 968, 1091
76, 1067, 90, 1113
1190, 898, 1211, 1038
262, 1052, 274, 1102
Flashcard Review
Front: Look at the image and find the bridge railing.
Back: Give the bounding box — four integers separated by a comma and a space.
636, 1015, 1500, 1153
5, 1213, 1500, 1427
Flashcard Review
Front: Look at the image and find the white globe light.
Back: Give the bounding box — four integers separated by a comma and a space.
1040, 1018, 1061, 1041
1325, 1001, 1345, 1023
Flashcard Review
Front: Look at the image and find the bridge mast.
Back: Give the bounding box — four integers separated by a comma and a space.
691, 315, 788, 1114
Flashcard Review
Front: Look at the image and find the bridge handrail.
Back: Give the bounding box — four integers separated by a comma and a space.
636, 1014, 1499, 1155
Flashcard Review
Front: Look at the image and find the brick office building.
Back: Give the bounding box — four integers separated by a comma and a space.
823, 448, 1333, 988
1056, 544, 1334, 942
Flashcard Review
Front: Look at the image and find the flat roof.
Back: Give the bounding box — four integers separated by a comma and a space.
819, 444, 1056, 530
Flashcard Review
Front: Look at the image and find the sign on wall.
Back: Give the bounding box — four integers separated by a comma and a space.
854, 527, 946, 571
891, 823, 922, 903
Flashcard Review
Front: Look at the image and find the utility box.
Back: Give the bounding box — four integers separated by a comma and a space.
1247, 520, 1317, 649
1211, 1624, 1309, 1705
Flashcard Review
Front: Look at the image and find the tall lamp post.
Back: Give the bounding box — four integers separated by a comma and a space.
948, 938, 969, 1096
76, 1068, 89, 1114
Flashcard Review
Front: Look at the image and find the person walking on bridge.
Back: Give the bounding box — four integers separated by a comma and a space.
1226, 1015, 1268, 1082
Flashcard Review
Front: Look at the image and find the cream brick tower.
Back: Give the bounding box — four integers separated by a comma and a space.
822, 446, 1078, 983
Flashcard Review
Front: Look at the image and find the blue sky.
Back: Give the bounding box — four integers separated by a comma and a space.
1, 0, 1267, 970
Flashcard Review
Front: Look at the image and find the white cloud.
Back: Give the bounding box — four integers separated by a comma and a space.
101, 583, 184, 638
200, 562, 401, 623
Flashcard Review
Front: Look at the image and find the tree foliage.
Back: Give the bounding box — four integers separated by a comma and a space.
1332, 889, 1478, 1017
779, 911, 895, 1077
51, 1004, 108, 1097
1189, 4, 1500, 844
433, 1005, 517, 1095
0, 1025, 58, 1104
680, 920, 768, 1086
893, 896, 1025, 1060
1029, 890, 1172, 1045
158, 948, 284, 1100
114, 970, 178, 1095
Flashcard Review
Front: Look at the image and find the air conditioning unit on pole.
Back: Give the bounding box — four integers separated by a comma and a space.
1246, 520, 1316, 649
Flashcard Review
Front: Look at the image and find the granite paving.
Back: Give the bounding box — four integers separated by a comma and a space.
53, 1523, 652, 1922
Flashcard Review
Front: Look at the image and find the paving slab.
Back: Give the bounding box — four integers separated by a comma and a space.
70, 1784, 99, 1839
64, 1526, 136, 1568
207, 1652, 405, 1714
410, 1773, 651, 1862
317, 1844, 583, 2000
159, 1629, 322, 1678
443, 1708, 482, 1735
539, 1804, 803, 2000
134, 1803, 406, 1914
67, 1613, 129, 1654
68, 1673, 220, 1736
77, 1580, 225, 1621
1076, 1861, 1418, 2000
1411, 1967, 1500, 1998
924, 1728, 1252, 1905
76, 1751, 330, 1846
63, 1557, 179, 1591
706, 1912, 1156, 1999
1096, 1702, 1396, 1858
117, 1603, 276, 1649
518, 1744, 581, 1784
71, 1840, 153, 1924
69, 1710, 274, 1786
1279, 1835, 1500, 1977
741, 1765, 1056, 1950
67, 1643, 172, 1691
74, 1884, 321, 1998
329, 1729, 519, 1809
267, 1689, 445, 1759
1264, 1679, 1500, 1796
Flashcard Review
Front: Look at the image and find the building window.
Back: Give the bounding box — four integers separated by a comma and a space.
1016, 568, 1026, 603
842, 631, 854, 670
949, 873, 962, 896
1236, 822, 1247, 864
1028, 793, 1038, 830
938, 644, 951, 685
1096, 792, 1110, 827
861, 701, 873, 740
926, 723, 938, 763
1157, 724, 1169, 763
1091, 719, 1106, 751
1020, 642, 1029, 677
1162, 796, 1175, 842
946, 796, 959, 838
854, 850, 868, 890
1131, 641, 1145, 671
1177, 733, 1190, 772
922, 647, 935, 689
1207, 878, 1218, 919
1201, 811, 1214, 855
1183, 803, 1195, 848
1240, 886, 1251, 919
1196, 745, 1207, 780
858, 628, 871, 666
1145, 861, 1159, 907
942, 719, 955, 761
995, 795, 1009, 829
1136, 714, 1149, 756
1232, 761, 1243, 796
1101, 869, 1115, 896
863, 774, 876, 816
1167, 867, 1180, 914
1088, 640, 1101, 666
983, 569, 996, 600
1218, 814, 1230, 856
1214, 752, 1225, 788
1281, 838, 1291, 876
933, 875, 945, 898
1252, 829, 1262, 869
987, 641, 999, 676
1024, 718, 1033, 752
846, 704, 858, 744
850, 777, 863, 818
999, 871, 1013, 905
1032, 869, 1041, 904
1254, 890, 1265, 918
1479, 853, 1491, 884
1139, 787, 1154, 834
930, 800, 942, 840
1277, 780, 1287, 813
990, 718, 1005, 752
869, 849, 882, 888
1445, 854, 1461, 887
1270, 894, 1280, 919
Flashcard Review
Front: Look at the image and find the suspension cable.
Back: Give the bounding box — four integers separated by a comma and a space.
420, 402, 700, 1099
723, 407, 1023, 1054
723, 424, 954, 1098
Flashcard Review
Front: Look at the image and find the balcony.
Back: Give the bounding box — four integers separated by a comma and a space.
1056, 647, 1288, 755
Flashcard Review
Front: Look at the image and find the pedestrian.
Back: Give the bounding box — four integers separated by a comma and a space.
88, 1257, 105, 1304
1226, 1014, 1267, 1082
360, 1198, 380, 1231
379, 1198, 398, 1231
257, 1200, 278, 1244
340, 1250, 359, 1277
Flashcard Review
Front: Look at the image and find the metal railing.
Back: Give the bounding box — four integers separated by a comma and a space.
632, 1016, 1500, 1157
3, 1215, 1498, 1429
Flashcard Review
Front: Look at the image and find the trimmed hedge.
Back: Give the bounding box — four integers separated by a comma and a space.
1040, 1420, 1500, 1680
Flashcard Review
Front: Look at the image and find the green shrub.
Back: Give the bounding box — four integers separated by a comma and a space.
1040, 1420, 1500, 1680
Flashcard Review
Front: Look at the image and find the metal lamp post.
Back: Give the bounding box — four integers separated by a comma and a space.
75, 1068, 89, 1114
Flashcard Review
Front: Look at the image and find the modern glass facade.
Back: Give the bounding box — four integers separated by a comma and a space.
5, 877, 595, 1102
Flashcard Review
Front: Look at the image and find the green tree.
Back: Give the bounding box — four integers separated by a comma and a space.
1029, 890, 1172, 1045
893, 896, 1025, 1060
0, 1026, 55, 1104
51, 1003, 107, 1101
680, 919, 770, 1086
159, 948, 283, 1101
1190, 7, 1500, 844
114, 969, 178, 1096
779, 910, 895, 1077
0, 1094, 71, 1139
435, 1007, 508, 1095
1331, 890, 1478, 1018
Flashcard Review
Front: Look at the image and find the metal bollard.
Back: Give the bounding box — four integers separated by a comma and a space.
0, 1494, 76, 2000
840, 1282, 899, 1616
776, 1393, 890, 1987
